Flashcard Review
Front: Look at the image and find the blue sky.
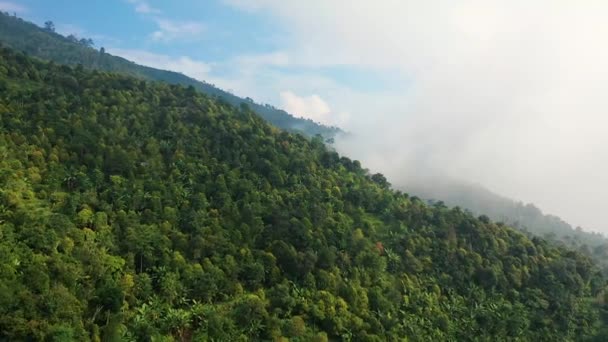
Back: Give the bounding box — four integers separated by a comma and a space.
0, 0, 403, 128
10, 0, 280, 60
4, 0, 608, 233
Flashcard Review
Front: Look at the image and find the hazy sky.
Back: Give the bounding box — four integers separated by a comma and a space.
6, 0, 608, 233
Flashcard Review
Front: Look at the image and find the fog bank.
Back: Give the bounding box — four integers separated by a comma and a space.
227, 1, 608, 233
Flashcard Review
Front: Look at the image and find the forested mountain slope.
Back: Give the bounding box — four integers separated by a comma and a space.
0, 12, 340, 138
0, 46, 607, 341
7, 11, 605, 282
408, 180, 608, 274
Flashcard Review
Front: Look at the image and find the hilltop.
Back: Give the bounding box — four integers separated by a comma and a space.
0, 12, 340, 138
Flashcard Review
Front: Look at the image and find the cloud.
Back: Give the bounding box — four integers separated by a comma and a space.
235, 52, 290, 69
125, 1, 204, 42
150, 18, 205, 42
107, 48, 211, 81
0, 1, 26, 13
196, 51, 360, 127
127, 0, 160, 14
213, 51, 290, 88
135, 3, 160, 14
280, 91, 327, 122
279, 91, 350, 127
225, 0, 608, 233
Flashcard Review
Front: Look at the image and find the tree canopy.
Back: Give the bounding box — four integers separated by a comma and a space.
0, 43, 607, 341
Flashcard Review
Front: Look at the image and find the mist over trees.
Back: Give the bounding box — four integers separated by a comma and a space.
399, 178, 608, 275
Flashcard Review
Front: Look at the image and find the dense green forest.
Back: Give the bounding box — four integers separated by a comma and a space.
0, 12, 340, 138
11, 6, 605, 284
9, 10, 606, 278
408, 180, 608, 275
1, 42, 608, 341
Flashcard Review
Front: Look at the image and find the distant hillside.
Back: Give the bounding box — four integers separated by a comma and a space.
0, 12, 340, 138
407, 179, 608, 274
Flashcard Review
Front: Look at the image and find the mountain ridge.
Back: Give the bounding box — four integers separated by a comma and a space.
0, 11, 341, 138
406, 178, 608, 274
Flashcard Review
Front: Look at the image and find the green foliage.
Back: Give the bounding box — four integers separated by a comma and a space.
0, 45, 606, 341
